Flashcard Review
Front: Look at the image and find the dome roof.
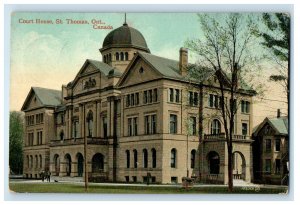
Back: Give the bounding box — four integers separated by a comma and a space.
101, 23, 150, 53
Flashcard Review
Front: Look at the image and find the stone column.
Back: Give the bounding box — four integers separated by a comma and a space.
66, 110, 69, 139
93, 101, 97, 138
107, 99, 111, 137
79, 104, 84, 138
71, 162, 77, 177
59, 162, 66, 177
68, 107, 72, 139
96, 100, 101, 137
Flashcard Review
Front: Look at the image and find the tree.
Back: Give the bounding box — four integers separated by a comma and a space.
186, 13, 259, 192
9, 111, 24, 174
259, 13, 290, 102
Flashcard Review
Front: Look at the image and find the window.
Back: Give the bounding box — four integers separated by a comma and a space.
35, 155, 38, 168
265, 139, 271, 152
143, 149, 148, 168
265, 159, 271, 174
190, 117, 197, 135
26, 115, 35, 126
103, 117, 107, 138
36, 113, 44, 124
145, 115, 157, 135
153, 89, 158, 102
143, 91, 148, 104
135, 93, 139, 105
169, 88, 174, 102
189, 92, 198, 106
242, 123, 248, 136
275, 139, 281, 151
87, 111, 93, 137
132, 176, 137, 182
126, 94, 130, 107
28, 133, 34, 146
125, 176, 129, 182
120, 52, 124, 61
126, 150, 130, 168
125, 52, 128, 60
109, 53, 112, 62
175, 89, 180, 103
128, 118, 132, 136
151, 148, 156, 168
73, 121, 79, 138
171, 177, 178, 183
241, 100, 250, 113
133, 150, 138, 168
131, 93, 135, 106
208, 94, 221, 108
116, 52, 119, 61
191, 149, 196, 168
275, 159, 281, 174
60, 131, 64, 141
147, 90, 152, 103
211, 119, 221, 134
170, 114, 177, 134
134, 117, 138, 136
171, 148, 177, 168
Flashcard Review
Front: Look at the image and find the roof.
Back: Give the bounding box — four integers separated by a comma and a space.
21, 87, 62, 111
87, 59, 116, 76
101, 23, 150, 53
253, 116, 288, 136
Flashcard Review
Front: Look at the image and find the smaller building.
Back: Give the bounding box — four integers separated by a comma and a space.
252, 115, 289, 185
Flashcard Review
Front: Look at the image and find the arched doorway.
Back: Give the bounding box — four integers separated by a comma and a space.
54, 154, 60, 176
92, 153, 104, 173
232, 151, 246, 180
64, 154, 72, 176
76, 153, 84, 177
207, 151, 220, 174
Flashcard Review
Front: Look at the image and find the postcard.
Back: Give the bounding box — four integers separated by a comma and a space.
9, 12, 289, 195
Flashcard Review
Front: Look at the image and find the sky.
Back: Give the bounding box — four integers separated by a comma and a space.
10, 12, 288, 126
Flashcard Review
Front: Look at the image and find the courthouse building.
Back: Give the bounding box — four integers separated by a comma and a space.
21, 21, 256, 184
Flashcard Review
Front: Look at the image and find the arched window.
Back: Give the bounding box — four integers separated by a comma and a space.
54, 154, 60, 176
109, 53, 112, 62
211, 119, 221, 134
60, 131, 64, 141
171, 148, 177, 168
39, 155, 42, 168
120, 52, 124, 61
30, 155, 33, 168
103, 55, 106, 63
133, 149, 138, 168
116, 52, 119, 61
143, 149, 148, 168
34, 155, 37, 168
64, 154, 72, 176
87, 111, 93, 137
27, 155, 29, 168
207, 151, 220, 174
151, 148, 156, 168
126, 150, 130, 168
191, 149, 196, 168
125, 52, 129, 60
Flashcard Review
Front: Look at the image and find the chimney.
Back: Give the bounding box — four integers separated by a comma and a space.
277, 109, 281, 118
179, 47, 188, 76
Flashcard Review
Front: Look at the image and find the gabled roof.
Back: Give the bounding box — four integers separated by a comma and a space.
21, 87, 62, 111
253, 116, 288, 136
69, 59, 118, 88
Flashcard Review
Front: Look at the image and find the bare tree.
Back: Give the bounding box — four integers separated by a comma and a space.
186, 13, 260, 192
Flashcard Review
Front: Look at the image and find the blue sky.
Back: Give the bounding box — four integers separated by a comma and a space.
10, 12, 287, 125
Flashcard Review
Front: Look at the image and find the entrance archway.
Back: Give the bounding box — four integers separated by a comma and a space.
76, 153, 84, 177
232, 151, 246, 180
207, 151, 220, 174
53, 154, 60, 176
92, 153, 104, 173
64, 154, 72, 176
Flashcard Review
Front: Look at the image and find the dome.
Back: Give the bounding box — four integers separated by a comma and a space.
101, 23, 150, 53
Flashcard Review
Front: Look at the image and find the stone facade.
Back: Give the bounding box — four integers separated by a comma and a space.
21, 22, 255, 184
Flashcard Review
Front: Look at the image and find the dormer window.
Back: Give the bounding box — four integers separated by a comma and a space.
139, 67, 144, 73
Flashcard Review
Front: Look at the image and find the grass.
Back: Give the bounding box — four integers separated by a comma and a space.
9, 182, 288, 194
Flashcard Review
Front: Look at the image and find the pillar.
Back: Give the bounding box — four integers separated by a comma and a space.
68, 107, 72, 139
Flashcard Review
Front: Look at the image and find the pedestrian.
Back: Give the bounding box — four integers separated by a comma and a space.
40, 171, 45, 182
48, 171, 51, 182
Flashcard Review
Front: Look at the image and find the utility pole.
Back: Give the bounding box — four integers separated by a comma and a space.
83, 103, 88, 191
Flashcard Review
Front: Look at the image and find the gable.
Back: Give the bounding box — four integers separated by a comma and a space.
118, 57, 162, 87
257, 123, 276, 136
22, 92, 43, 110
73, 71, 101, 95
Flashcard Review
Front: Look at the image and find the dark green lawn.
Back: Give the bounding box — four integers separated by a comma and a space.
9, 182, 288, 194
